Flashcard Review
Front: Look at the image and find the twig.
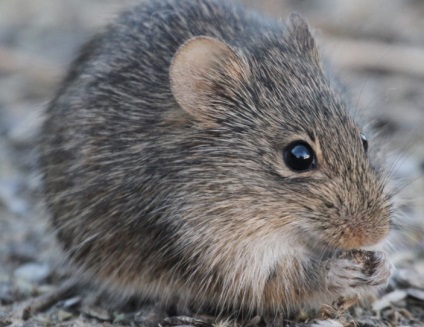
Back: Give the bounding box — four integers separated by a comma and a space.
20, 278, 78, 320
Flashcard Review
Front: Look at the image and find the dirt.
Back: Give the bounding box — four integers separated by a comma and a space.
0, 1, 423, 326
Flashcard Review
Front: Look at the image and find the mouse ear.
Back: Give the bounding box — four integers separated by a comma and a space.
287, 13, 320, 64
170, 36, 248, 122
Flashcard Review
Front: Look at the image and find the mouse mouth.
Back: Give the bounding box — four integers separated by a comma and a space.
295, 213, 390, 261
299, 221, 389, 255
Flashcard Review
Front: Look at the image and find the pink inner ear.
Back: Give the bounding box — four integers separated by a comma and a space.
169, 36, 247, 120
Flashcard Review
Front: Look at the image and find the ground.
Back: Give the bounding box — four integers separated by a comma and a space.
0, 0, 423, 326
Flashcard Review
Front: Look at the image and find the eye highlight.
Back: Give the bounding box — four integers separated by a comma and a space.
284, 141, 316, 172
360, 133, 368, 153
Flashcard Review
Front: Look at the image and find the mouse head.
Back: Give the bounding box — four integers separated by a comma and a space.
169, 13, 392, 254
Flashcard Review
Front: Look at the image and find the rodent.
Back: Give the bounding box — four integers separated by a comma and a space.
40, 0, 393, 317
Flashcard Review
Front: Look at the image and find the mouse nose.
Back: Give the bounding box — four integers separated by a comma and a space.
336, 217, 390, 250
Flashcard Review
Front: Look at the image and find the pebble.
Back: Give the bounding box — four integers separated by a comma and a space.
394, 268, 424, 290
57, 309, 73, 322
60, 296, 81, 309
311, 320, 343, 327
81, 306, 112, 322
407, 288, 424, 302
372, 290, 407, 311
14, 263, 50, 284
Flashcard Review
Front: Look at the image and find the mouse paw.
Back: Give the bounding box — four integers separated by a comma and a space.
326, 250, 392, 296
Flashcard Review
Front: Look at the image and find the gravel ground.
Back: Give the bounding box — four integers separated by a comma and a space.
0, 1, 423, 326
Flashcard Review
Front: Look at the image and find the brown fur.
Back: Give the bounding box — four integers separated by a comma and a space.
40, 0, 393, 317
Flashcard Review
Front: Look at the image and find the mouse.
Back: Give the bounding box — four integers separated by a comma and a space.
40, 0, 393, 317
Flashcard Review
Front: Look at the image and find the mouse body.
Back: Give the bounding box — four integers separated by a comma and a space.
41, 0, 392, 316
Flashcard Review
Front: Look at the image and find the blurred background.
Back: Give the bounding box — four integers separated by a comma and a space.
0, 0, 423, 326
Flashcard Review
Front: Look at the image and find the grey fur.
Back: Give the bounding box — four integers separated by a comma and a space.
41, 0, 393, 317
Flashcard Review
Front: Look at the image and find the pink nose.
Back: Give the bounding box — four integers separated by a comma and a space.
336, 221, 389, 249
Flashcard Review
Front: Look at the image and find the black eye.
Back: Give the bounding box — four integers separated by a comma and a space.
360, 133, 368, 153
284, 141, 316, 172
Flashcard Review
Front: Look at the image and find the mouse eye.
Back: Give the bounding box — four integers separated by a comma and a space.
284, 141, 316, 172
360, 133, 368, 153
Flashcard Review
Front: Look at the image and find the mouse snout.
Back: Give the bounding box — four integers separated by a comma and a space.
334, 214, 390, 250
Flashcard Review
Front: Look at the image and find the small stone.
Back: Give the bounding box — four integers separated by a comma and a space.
372, 290, 407, 311
14, 263, 50, 284
407, 288, 424, 301
311, 320, 343, 327
112, 312, 127, 323
394, 269, 424, 289
81, 306, 112, 322
57, 309, 73, 322
60, 296, 81, 309
163, 316, 212, 327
